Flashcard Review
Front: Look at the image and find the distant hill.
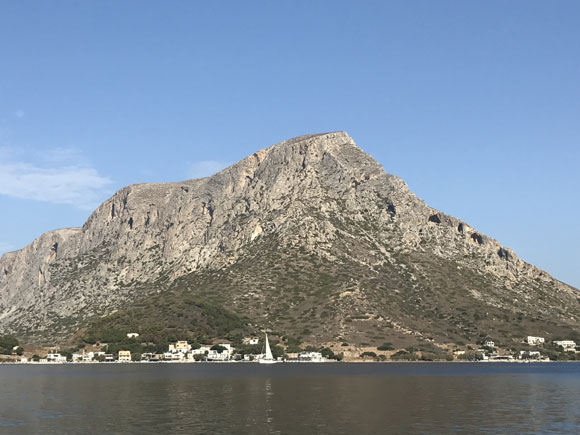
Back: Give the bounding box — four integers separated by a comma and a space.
1, 132, 579, 349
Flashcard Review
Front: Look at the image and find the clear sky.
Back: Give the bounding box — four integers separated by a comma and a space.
1, 1, 578, 288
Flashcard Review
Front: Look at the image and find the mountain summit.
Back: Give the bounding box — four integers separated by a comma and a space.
1, 132, 579, 346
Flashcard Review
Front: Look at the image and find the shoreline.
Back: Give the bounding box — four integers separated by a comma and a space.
0, 359, 569, 365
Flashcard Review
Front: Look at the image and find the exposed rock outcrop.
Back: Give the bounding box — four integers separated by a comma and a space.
1, 132, 578, 344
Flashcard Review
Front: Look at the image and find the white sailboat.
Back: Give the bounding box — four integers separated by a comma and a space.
258, 332, 277, 364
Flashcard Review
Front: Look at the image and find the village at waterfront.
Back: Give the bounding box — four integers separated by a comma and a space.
1, 333, 579, 364
7, 334, 328, 364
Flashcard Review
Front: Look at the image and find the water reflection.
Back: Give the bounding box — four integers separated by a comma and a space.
0, 363, 579, 434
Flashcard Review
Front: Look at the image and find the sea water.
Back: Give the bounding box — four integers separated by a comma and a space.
1, 362, 579, 434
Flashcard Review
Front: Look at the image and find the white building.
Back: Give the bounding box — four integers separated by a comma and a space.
554, 340, 576, 350
526, 336, 545, 346
72, 350, 100, 362
484, 340, 495, 348
46, 353, 67, 363
299, 352, 324, 362
163, 352, 184, 361
126, 332, 140, 338
243, 337, 259, 345
191, 346, 211, 356
206, 349, 229, 361
86, 351, 104, 362
476, 349, 489, 360
141, 353, 155, 361
519, 350, 541, 360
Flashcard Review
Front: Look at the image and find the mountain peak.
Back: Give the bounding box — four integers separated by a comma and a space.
1, 133, 579, 348
249, 131, 360, 167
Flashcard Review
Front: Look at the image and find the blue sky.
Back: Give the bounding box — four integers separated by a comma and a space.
0, 1, 578, 288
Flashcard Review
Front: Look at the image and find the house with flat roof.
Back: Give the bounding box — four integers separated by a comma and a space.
118, 350, 132, 362
554, 340, 576, 350
526, 336, 545, 346
46, 353, 67, 363
207, 349, 229, 361
484, 340, 495, 348
191, 346, 211, 355
299, 352, 324, 362
168, 341, 191, 353
243, 337, 259, 345
213, 343, 234, 355
164, 352, 184, 361
72, 353, 85, 362
519, 350, 541, 360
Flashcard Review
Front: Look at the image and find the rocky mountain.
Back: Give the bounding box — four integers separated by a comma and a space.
1, 132, 579, 347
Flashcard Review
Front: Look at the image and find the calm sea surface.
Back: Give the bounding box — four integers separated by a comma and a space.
1, 362, 579, 434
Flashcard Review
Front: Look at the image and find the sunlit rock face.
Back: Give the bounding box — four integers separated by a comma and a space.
1, 132, 578, 344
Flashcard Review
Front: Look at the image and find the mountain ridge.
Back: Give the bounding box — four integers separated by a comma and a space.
1, 132, 578, 347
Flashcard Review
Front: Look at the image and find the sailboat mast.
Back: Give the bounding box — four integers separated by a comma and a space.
265, 333, 273, 360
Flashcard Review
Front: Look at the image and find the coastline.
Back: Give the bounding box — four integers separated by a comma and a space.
0, 358, 565, 365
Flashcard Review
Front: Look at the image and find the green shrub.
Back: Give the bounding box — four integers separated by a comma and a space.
457, 351, 483, 361
361, 351, 377, 358
377, 342, 393, 351
285, 337, 302, 353
271, 345, 285, 359
320, 347, 337, 360
0, 335, 19, 355
390, 350, 418, 361
420, 351, 452, 361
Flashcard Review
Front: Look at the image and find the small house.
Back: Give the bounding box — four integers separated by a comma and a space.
118, 350, 132, 362
526, 336, 545, 346
168, 341, 191, 353
46, 353, 67, 363
554, 340, 576, 350
243, 337, 259, 345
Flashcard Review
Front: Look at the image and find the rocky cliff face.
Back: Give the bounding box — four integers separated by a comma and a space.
1, 132, 579, 344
